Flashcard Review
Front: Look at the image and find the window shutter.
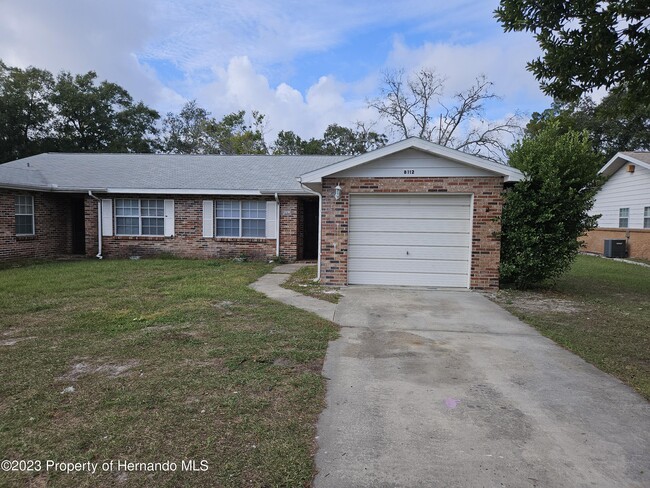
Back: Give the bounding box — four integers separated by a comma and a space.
101, 199, 113, 236
202, 200, 214, 237
265, 200, 278, 238
164, 199, 174, 237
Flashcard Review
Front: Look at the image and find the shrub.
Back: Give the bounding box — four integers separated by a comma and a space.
500, 123, 604, 288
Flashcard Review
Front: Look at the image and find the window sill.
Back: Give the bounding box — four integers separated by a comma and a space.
112, 235, 168, 241
211, 237, 273, 242
15, 234, 36, 240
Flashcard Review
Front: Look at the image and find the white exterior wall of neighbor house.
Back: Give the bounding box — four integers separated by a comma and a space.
591, 163, 650, 229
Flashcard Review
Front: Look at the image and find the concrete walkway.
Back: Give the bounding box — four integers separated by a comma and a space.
249, 263, 337, 321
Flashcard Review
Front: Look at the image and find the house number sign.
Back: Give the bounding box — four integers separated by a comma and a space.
403, 169, 415, 175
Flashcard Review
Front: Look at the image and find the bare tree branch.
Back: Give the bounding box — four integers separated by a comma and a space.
368, 68, 523, 163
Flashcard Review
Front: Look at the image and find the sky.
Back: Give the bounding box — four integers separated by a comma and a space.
0, 0, 551, 142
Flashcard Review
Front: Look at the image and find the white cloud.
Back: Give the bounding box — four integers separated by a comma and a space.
0, 0, 184, 114
0, 0, 549, 147
385, 36, 549, 118
198, 56, 369, 141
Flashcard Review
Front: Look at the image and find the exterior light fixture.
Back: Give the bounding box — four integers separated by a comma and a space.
334, 183, 342, 201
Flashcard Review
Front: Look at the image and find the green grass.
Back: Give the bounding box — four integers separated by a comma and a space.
494, 255, 650, 400
281, 266, 342, 304
0, 259, 338, 487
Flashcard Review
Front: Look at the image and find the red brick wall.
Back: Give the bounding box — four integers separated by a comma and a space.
581, 228, 650, 260
320, 177, 504, 290
0, 189, 72, 261
279, 196, 298, 261
84, 194, 301, 261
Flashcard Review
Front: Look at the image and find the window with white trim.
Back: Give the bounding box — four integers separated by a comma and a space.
15, 195, 35, 235
115, 199, 164, 236
216, 200, 266, 237
618, 208, 629, 228
644, 207, 650, 229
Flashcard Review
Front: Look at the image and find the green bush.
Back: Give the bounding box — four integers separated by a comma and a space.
500, 123, 604, 288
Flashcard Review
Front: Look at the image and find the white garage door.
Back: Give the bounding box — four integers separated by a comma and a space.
348, 194, 472, 287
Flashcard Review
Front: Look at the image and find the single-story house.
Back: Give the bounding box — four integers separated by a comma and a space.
0, 138, 523, 290
583, 151, 650, 260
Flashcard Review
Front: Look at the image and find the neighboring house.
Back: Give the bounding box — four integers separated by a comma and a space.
0, 138, 522, 290
583, 152, 650, 260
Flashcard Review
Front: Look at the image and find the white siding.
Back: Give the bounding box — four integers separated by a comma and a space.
331, 148, 494, 178
348, 194, 471, 287
592, 164, 650, 228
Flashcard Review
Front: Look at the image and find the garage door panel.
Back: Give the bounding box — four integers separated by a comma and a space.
348, 232, 470, 247
350, 204, 470, 219
348, 194, 472, 288
350, 218, 469, 233
348, 245, 469, 261
351, 194, 470, 207
349, 258, 468, 274
348, 271, 469, 287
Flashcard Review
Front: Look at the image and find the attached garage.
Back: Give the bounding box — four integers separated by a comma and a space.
298, 138, 523, 290
348, 194, 472, 287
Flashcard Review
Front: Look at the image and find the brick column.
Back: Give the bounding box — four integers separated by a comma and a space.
279, 196, 299, 261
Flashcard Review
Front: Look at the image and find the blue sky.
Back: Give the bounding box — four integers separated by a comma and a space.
0, 0, 550, 141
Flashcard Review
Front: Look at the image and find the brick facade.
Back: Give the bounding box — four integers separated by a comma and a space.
319, 177, 504, 290
84, 194, 304, 261
0, 189, 72, 261
581, 228, 650, 260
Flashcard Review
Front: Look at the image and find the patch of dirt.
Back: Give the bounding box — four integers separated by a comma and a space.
57, 358, 140, 382
495, 291, 583, 314
0, 336, 36, 346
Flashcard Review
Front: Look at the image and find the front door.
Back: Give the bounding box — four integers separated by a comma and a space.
70, 198, 86, 254
302, 199, 319, 260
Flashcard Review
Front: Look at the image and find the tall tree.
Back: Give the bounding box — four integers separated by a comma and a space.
527, 89, 650, 160
500, 123, 604, 288
368, 69, 521, 162
272, 123, 387, 155
495, 0, 650, 102
160, 101, 214, 154
205, 110, 267, 155
160, 102, 268, 155
50, 70, 159, 153
0, 61, 55, 162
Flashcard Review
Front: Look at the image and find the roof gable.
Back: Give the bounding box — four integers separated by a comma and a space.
299, 138, 523, 183
599, 152, 650, 177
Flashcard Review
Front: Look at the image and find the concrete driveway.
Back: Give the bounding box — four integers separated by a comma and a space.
314, 287, 650, 488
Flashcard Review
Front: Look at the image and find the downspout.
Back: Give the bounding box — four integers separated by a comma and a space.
274, 193, 280, 257
298, 180, 323, 281
87, 191, 103, 259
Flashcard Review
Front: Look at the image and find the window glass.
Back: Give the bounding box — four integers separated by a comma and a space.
115, 199, 164, 235
216, 201, 240, 218
215, 200, 266, 237
242, 201, 266, 219
242, 219, 265, 237
15, 195, 34, 235
644, 207, 650, 229
619, 208, 629, 228
216, 218, 240, 237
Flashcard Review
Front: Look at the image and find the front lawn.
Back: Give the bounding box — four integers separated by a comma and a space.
494, 255, 650, 400
0, 259, 338, 487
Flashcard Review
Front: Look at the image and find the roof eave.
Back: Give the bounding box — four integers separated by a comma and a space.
299, 137, 523, 183
599, 153, 650, 176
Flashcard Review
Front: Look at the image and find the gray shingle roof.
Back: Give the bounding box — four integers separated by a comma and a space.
0, 153, 348, 194
620, 151, 650, 164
